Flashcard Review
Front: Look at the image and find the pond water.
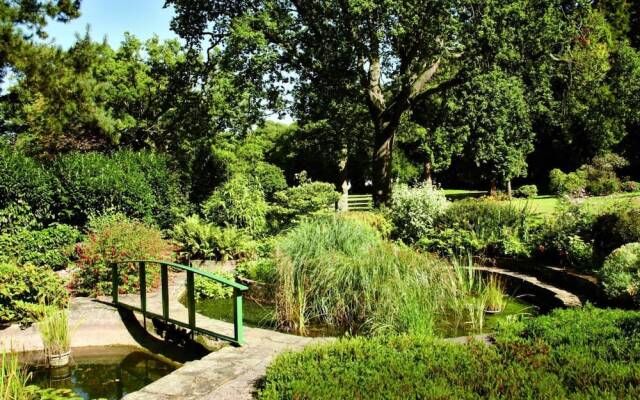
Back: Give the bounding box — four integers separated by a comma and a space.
26, 346, 177, 400
195, 293, 538, 338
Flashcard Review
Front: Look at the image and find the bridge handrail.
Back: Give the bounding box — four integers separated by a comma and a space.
109, 259, 246, 345
110, 260, 248, 291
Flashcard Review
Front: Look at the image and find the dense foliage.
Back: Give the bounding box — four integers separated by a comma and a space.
259, 306, 640, 399
72, 214, 173, 296
0, 263, 68, 324
599, 243, 640, 305
0, 224, 81, 270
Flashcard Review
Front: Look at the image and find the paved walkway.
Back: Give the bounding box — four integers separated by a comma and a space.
475, 266, 582, 307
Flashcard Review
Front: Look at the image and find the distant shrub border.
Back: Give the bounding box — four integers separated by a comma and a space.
258, 306, 640, 400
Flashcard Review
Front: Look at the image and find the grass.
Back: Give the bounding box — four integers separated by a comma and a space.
37, 305, 71, 357
445, 189, 640, 217
0, 351, 31, 400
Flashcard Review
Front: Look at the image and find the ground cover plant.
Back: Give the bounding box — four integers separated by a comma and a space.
0, 263, 68, 324
258, 306, 640, 399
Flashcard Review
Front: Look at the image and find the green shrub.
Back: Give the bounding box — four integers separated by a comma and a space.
202, 174, 268, 234
599, 243, 640, 304
532, 203, 596, 269
269, 182, 340, 228
592, 207, 640, 262
172, 215, 219, 259
112, 150, 188, 228
236, 258, 277, 284
0, 201, 43, 234
259, 307, 640, 400
172, 215, 257, 261
72, 214, 173, 296
0, 263, 68, 324
340, 211, 393, 239
549, 168, 587, 197
0, 146, 57, 224
389, 183, 449, 243
516, 184, 538, 198
194, 272, 235, 299
622, 180, 640, 192
0, 224, 82, 270
253, 162, 288, 198
53, 151, 186, 228
430, 198, 534, 257
416, 228, 484, 257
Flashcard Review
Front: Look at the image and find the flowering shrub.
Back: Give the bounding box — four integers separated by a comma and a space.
599, 243, 640, 305
72, 213, 173, 296
389, 184, 449, 243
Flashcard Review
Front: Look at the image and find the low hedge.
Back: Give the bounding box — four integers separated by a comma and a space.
0, 224, 82, 270
258, 306, 640, 399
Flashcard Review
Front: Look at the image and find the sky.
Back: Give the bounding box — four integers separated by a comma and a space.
43, 0, 178, 48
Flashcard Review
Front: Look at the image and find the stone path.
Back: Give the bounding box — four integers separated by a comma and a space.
475, 266, 582, 307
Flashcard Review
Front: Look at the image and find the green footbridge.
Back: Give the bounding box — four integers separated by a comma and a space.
109, 260, 248, 346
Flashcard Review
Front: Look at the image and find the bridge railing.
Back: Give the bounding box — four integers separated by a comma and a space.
109, 260, 248, 346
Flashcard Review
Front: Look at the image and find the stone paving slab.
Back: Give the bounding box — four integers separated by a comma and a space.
475, 266, 582, 307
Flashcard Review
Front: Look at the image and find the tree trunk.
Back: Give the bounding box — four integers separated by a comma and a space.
506, 180, 512, 199
424, 160, 433, 187
490, 179, 498, 196
372, 116, 400, 206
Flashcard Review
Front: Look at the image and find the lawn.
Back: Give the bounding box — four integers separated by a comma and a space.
444, 189, 640, 217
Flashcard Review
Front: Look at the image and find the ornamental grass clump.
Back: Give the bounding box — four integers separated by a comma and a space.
37, 305, 71, 358
0, 350, 31, 400
483, 275, 507, 313
275, 216, 486, 336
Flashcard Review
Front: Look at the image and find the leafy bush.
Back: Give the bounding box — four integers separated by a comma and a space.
0, 224, 82, 270
253, 162, 288, 198
259, 307, 640, 400
0, 263, 68, 323
340, 211, 394, 239
599, 243, 640, 304
0, 201, 42, 234
194, 272, 235, 299
0, 146, 57, 224
532, 203, 596, 269
236, 258, 278, 284
172, 215, 219, 259
549, 168, 587, 197
72, 214, 173, 296
269, 182, 340, 228
516, 184, 538, 198
172, 215, 257, 261
622, 180, 640, 192
592, 207, 640, 262
389, 183, 449, 243
112, 150, 188, 228
424, 199, 534, 257
202, 174, 268, 234
53, 151, 186, 228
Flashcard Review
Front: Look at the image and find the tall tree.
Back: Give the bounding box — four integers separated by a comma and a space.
0, 0, 80, 86
168, 0, 594, 204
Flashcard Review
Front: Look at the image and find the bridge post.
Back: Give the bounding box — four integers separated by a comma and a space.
111, 263, 118, 304
233, 288, 244, 345
186, 270, 196, 332
161, 264, 169, 321
139, 261, 147, 326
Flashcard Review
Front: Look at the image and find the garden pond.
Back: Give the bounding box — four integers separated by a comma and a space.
22, 346, 178, 400
195, 290, 540, 338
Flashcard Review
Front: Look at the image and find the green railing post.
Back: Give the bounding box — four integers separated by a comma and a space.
161, 264, 169, 321
233, 288, 244, 345
111, 263, 118, 304
139, 261, 147, 315
186, 270, 196, 331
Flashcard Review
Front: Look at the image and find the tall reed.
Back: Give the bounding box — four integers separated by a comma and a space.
0, 351, 31, 400
37, 306, 71, 357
